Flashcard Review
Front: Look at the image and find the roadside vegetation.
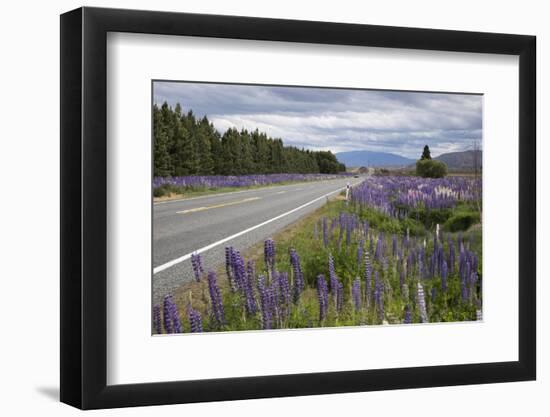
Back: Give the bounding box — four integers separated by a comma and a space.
153, 173, 351, 200
155, 173, 482, 334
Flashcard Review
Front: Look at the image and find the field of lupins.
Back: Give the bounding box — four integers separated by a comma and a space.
153, 173, 350, 190
154, 175, 482, 334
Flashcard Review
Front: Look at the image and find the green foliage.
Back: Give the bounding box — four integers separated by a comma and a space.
355, 204, 425, 236
416, 159, 448, 178
172, 197, 482, 333
153, 183, 173, 197
152, 182, 222, 198
443, 211, 481, 232
153, 102, 346, 176
408, 207, 453, 229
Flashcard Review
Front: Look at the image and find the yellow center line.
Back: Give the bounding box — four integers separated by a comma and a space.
176, 197, 262, 214
275, 191, 286, 194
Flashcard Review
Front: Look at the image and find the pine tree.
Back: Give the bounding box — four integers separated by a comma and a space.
152, 102, 347, 176
153, 104, 172, 176
421, 145, 432, 160
196, 117, 215, 175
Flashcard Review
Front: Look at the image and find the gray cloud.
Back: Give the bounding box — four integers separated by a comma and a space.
153, 81, 482, 158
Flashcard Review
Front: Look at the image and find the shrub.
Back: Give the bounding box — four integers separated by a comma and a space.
408, 207, 453, 229
400, 217, 426, 236
153, 183, 183, 197
358, 206, 425, 235
443, 212, 480, 232
416, 159, 448, 178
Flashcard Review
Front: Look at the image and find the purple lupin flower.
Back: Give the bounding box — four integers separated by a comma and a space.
264, 239, 276, 272
417, 250, 425, 280
316, 274, 329, 322
437, 245, 444, 277
364, 250, 372, 306
290, 249, 304, 303
187, 304, 203, 333
163, 294, 182, 334
234, 251, 247, 292
207, 271, 225, 326
441, 260, 448, 292
225, 246, 237, 291
277, 271, 291, 307
417, 282, 428, 323
429, 252, 436, 278
225, 246, 233, 279
162, 295, 174, 334
153, 304, 162, 334
242, 260, 258, 315
191, 253, 204, 282
328, 253, 338, 295
403, 304, 412, 324
258, 275, 274, 329
375, 275, 385, 323
352, 278, 362, 311
374, 270, 380, 300
375, 236, 382, 261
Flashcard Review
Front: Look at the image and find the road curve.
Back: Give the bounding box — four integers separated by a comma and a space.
152, 177, 364, 304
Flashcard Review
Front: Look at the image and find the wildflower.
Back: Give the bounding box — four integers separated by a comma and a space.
417, 282, 428, 323
207, 271, 225, 326
352, 278, 361, 311
290, 249, 304, 303
317, 275, 329, 321
163, 294, 182, 333
264, 239, 276, 272
153, 304, 161, 334
187, 304, 203, 333
191, 253, 204, 282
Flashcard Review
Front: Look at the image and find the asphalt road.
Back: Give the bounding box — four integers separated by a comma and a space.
152, 176, 364, 304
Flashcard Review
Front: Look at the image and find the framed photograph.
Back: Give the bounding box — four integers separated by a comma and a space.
60, 6, 536, 409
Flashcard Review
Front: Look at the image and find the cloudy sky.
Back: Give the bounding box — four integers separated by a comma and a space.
153, 81, 482, 159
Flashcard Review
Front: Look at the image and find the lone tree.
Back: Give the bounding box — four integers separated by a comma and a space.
421, 145, 432, 160
416, 145, 447, 178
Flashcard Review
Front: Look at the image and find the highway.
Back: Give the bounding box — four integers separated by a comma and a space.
152, 176, 364, 304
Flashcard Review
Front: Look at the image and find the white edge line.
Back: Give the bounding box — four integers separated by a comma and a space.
153, 183, 352, 274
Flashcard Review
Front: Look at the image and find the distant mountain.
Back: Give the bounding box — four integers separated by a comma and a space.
335, 150, 415, 168
434, 150, 482, 171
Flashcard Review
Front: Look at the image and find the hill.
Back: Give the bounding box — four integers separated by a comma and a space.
435, 150, 482, 171
335, 150, 415, 167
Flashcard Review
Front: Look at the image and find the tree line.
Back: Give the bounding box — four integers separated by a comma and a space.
153, 102, 346, 177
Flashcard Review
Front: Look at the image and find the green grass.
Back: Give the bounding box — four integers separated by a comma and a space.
167, 197, 482, 333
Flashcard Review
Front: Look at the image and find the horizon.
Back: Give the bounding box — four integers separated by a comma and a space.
154, 81, 482, 159
335, 147, 482, 160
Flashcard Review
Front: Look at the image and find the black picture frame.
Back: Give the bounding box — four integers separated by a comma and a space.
60, 6, 536, 410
